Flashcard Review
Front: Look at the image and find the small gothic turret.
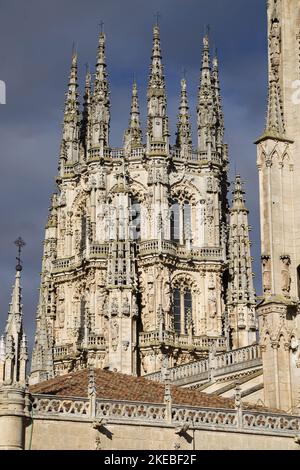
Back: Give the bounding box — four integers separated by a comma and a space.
124, 81, 142, 151
197, 34, 215, 152
90, 31, 110, 156
147, 25, 169, 152
265, 5, 285, 137
60, 51, 80, 165
30, 300, 54, 385
212, 54, 225, 147
266, 69, 285, 135
227, 176, 257, 349
0, 240, 28, 385
176, 78, 192, 155
80, 67, 92, 158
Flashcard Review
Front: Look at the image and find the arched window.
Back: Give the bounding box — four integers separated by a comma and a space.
170, 200, 180, 242
170, 199, 192, 244
173, 287, 192, 335
130, 197, 141, 241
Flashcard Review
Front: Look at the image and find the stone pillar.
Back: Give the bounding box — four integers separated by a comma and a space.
258, 300, 300, 412
0, 385, 28, 450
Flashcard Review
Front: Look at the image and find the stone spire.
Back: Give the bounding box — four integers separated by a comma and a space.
80, 66, 92, 158
176, 77, 192, 153
30, 299, 54, 385
124, 81, 142, 150
0, 263, 28, 385
212, 54, 224, 147
227, 175, 257, 349
197, 34, 215, 152
266, 71, 285, 135
90, 31, 110, 156
147, 25, 169, 152
264, 3, 285, 136
60, 51, 80, 165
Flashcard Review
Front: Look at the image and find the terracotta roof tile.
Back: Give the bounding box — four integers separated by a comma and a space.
30, 368, 274, 412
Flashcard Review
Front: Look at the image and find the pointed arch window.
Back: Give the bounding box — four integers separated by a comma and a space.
130, 197, 141, 241
173, 287, 192, 335
170, 199, 192, 244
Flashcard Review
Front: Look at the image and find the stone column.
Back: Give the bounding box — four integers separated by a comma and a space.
0, 385, 28, 450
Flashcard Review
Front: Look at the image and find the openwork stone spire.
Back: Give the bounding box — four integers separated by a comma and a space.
212, 54, 224, 146
176, 78, 192, 152
30, 300, 54, 385
266, 71, 285, 135
0, 245, 28, 385
80, 67, 92, 158
197, 34, 215, 152
124, 81, 142, 149
60, 51, 80, 164
147, 25, 169, 151
227, 175, 256, 349
265, 3, 285, 136
90, 31, 111, 155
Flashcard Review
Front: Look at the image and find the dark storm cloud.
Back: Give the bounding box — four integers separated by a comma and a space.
0, 0, 267, 350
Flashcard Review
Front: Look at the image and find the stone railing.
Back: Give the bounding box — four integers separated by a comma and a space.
63, 164, 75, 177
88, 147, 101, 160
191, 247, 223, 260
85, 145, 222, 164
172, 405, 300, 435
89, 243, 109, 258
171, 148, 221, 165
87, 335, 106, 349
130, 147, 145, 159
149, 142, 168, 155
138, 241, 223, 261
138, 239, 177, 257
52, 257, 75, 272
214, 344, 261, 370
53, 344, 74, 359
31, 395, 90, 418
31, 394, 300, 437
146, 344, 261, 385
110, 148, 125, 159
139, 330, 225, 353
96, 400, 166, 423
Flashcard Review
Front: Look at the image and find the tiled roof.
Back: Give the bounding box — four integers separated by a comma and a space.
30, 368, 266, 411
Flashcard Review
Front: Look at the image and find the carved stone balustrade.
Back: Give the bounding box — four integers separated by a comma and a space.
30, 394, 300, 437
146, 344, 262, 386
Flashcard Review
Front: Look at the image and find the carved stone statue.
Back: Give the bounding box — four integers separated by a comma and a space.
208, 292, 217, 319
281, 256, 291, 294
269, 19, 281, 72
97, 288, 107, 315
122, 297, 130, 316
111, 319, 119, 352
206, 197, 214, 219
162, 281, 171, 312
111, 298, 118, 316
262, 257, 271, 293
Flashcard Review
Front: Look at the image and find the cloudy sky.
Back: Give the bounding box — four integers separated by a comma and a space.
0, 0, 268, 350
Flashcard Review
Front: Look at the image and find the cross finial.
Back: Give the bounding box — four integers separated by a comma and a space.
182, 67, 187, 79
14, 237, 26, 272
155, 12, 161, 27
206, 24, 210, 37
99, 21, 104, 34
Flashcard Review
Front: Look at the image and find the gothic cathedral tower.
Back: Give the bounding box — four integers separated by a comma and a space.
256, 0, 300, 411
30, 25, 257, 384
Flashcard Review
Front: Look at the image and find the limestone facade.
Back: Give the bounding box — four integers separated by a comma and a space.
29, 25, 256, 383
256, 0, 300, 412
